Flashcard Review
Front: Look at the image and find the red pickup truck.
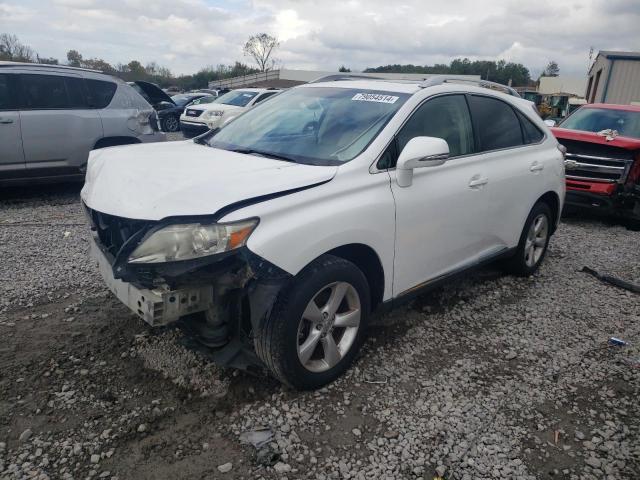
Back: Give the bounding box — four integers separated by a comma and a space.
551, 104, 640, 228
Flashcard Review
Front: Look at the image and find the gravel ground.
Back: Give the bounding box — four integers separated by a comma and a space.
1, 141, 639, 479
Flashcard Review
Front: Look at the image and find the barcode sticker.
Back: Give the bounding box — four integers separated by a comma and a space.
352, 93, 399, 104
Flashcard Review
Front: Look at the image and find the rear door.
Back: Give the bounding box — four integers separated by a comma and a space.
0, 73, 25, 175
467, 95, 549, 248
19, 73, 103, 172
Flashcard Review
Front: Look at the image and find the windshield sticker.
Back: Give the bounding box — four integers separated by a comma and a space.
352, 93, 399, 104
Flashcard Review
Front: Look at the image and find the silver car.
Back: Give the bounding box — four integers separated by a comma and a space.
0, 62, 165, 185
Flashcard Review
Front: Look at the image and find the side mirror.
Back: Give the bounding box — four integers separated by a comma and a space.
396, 136, 449, 187
544, 119, 557, 127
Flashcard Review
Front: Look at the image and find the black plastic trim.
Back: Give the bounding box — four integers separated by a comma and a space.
380, 247, 516, 312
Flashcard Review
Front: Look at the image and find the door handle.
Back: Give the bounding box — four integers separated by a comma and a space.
530, 162, 544, 172
0, 118, 14, 124
468, 176, 489, 188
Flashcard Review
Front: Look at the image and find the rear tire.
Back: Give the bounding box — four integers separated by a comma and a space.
255, 255, 370, 390
505, 202, 553, 276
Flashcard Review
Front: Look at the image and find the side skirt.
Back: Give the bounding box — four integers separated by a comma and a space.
379, 247, 517, 313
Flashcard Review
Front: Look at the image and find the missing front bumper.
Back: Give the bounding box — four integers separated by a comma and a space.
90, 239, 214, 326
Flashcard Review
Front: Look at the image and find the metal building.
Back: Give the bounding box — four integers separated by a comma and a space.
585, 51, 640, 104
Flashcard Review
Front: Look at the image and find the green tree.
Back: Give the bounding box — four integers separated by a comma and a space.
338, 65, 351, 72
542, 60, 559, 77
82, 58, 114, 72
364, 58, 532, 86
37, 56, 59, 65
66, 49, 83, 67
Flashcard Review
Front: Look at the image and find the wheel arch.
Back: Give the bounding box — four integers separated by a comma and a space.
93, 136, 141, 150
322, 243, 385, 311
536, 191, 561, 233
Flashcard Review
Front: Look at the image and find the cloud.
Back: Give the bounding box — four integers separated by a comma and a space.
1, 0, 638, 76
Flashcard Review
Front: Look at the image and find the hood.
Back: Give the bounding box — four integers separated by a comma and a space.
130, 81, 175, 106
551, 127, 640, 150
80, 141, 337, 221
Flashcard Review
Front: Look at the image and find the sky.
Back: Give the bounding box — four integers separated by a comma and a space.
1, 0, 639, 77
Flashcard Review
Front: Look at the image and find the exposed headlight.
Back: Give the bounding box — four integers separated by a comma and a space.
128, 219, 258, 264
203, 110, 224, 119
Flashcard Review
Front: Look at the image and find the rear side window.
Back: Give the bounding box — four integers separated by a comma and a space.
65, 77, 87, 108
517, 111, 544, 144
254, 92, 277, 104
21, 74, 72, 109
469, 95, 523, 151
85, 79, 117, 108
0, 74, 17, 110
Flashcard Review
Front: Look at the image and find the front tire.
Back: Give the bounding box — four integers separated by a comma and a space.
255, 255, 370, 390
162, 115, 180, 132
505, 202, 553, 276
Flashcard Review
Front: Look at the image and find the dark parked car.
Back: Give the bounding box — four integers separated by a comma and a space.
129, 81, 208, 132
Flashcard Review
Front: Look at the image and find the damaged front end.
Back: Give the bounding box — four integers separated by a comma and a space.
86, 206, 291, 371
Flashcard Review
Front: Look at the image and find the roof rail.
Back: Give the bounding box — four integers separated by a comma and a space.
0, 61, 102, 74
420, 75, 521, 97
309, 74, 384, 84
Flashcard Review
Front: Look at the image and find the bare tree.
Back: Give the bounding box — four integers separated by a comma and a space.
0, 33, 35, 62
243, 33, 279, 72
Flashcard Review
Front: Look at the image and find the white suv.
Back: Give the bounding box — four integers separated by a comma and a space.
82, 76, 565, 389
179, 88, 281, 138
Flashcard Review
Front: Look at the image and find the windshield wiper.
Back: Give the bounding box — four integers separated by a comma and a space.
227, 148, 298, 163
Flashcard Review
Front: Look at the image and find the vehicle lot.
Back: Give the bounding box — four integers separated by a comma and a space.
1, 142, 639, 479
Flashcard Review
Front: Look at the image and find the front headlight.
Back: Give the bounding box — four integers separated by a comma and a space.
128, 219, 258, 264
203, 110, 224, 119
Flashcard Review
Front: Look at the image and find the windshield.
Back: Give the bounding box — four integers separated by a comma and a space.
559, 107, 640, 139
207, 87, 409, 165
172, 94, 200, 107
188, 95, 216, 106
215, 90, 259, 107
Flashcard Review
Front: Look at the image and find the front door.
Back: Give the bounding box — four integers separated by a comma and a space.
387, 94, 494, 296
0, 73, 25, 175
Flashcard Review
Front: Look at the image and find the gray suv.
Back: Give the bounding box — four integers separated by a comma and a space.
0, 62, 166, 185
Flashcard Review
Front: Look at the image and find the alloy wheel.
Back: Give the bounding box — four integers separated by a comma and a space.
296, 281, 361, 373
164, 115, 179, 132
524, 213, 549, 267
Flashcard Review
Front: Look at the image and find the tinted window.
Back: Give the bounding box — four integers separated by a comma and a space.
517, 111, 544, 144
85, 79, 117, 108
376, 140, 398, 170
469, 95, 523, 150
21, 74, 72, 109
0, 74, 16, 110
254, 92, 277, 104
397, 95, 474, 158
65, 77, 86, 108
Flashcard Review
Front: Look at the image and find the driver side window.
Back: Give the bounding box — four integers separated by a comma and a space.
391, 94, 474, 167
